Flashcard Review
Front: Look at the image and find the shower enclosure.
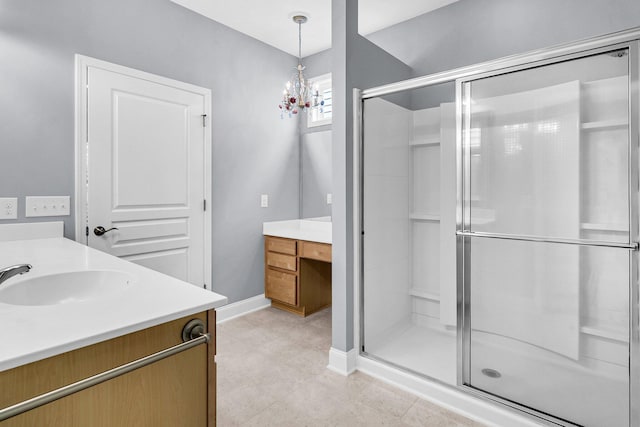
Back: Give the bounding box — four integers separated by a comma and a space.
358, 29, 639, 426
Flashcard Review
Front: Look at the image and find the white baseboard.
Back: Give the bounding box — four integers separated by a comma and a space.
327, 347, 358, 376
356, 356, 542, 427
215, 294, 271, 324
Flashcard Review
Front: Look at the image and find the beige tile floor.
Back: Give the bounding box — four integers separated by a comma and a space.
216, 307, 484, 426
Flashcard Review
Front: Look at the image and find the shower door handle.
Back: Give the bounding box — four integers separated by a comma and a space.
456, 231, 640, 250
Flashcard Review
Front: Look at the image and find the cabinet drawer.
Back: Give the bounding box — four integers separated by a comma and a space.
265, 236, 297, 255
300, 241, 332, 263
265, 268, 297, 306
266, 251, 297, 271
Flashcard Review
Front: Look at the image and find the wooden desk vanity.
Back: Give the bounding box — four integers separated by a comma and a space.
264, 235, 332, 316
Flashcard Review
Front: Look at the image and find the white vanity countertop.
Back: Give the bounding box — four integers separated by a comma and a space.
0, 237, 227, 372
263, 217, 332, 244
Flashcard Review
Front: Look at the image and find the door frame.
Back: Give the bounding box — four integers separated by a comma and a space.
74, 54, 212, 289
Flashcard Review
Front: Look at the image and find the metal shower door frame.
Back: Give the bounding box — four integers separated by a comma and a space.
355, 26, 640, 427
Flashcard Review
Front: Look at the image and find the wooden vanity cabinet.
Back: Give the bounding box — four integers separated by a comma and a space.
265, 268, 298, 306
0, 311, 217, 427
264, 236, 331, 317
299, 241, 332, 263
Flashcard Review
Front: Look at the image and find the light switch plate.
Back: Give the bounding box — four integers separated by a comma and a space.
326, 193, 332, 205
25, 196, 70, 217
260, 194, 269, 208
0, 197, 18, 219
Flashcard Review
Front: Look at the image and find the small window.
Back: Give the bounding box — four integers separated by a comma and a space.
308, 73, 332, 128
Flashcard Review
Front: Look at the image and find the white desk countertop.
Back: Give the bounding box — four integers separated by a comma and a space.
0, 237, 227, 372
263, 217, 332, 244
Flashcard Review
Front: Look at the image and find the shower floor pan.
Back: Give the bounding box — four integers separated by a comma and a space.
470, 331, 627, 427
365, 323, 457, 385
367, 325, 628, 426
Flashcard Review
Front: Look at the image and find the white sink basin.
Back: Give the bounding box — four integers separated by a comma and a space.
0, 270, 135, 306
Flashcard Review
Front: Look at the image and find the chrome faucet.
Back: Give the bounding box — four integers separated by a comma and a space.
0, 264, 32, 286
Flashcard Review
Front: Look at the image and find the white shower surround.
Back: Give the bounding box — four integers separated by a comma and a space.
353, 27, 640, 427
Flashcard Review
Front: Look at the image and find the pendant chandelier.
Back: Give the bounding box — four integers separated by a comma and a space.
279, 15, 323, 118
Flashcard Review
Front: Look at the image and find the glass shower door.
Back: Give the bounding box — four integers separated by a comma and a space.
460, 47, 635, 426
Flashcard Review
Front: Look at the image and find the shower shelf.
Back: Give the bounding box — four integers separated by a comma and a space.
580, 118, 628, 130
409, 288, 440, 301
409, 137, 440, 147
410, 213, 440, 221
580, 325, 628, 343
580, 222, 628, 232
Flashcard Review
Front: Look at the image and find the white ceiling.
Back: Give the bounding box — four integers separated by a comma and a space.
170, 0, 459, 57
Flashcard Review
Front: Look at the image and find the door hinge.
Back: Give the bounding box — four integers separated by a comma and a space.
85, 226, 89, 237
202, 114, 207, 127
203, 199, 207, 211
204, 283, 207, 290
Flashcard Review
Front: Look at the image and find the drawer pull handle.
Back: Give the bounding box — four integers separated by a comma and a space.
0, 319, 209, 422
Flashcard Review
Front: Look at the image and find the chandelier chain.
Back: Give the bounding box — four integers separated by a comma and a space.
298, 21, 302, 63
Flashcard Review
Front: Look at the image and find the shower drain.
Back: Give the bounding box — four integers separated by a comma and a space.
481, 368, 502, 379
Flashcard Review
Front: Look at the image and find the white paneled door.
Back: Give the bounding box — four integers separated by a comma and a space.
79, 57, 210, 287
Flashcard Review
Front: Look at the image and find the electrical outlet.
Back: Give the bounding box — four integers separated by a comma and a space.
25, 196, 70, 217
0, 198, 18, 219
261, 194, 269, 208
326, 193, 332, 205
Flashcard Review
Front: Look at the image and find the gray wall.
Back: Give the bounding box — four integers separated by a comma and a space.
367, 0, 640, 77
0, 0, 299, 303
331, 0, 413, 352
304, 49, 332, 78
